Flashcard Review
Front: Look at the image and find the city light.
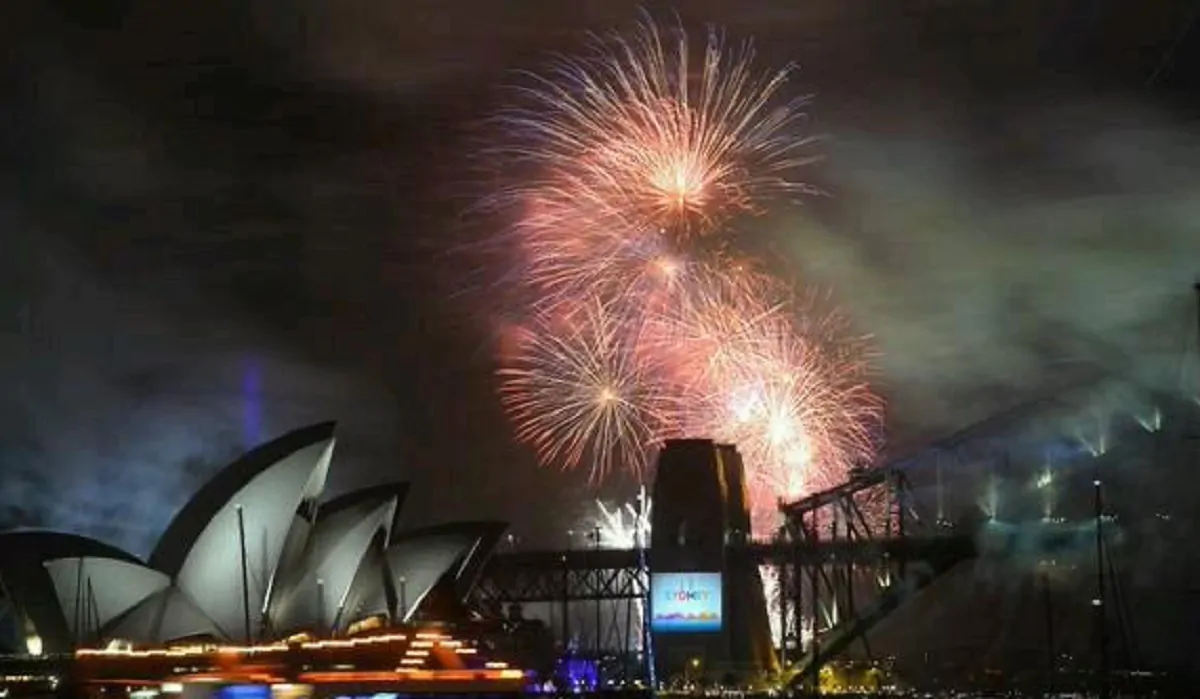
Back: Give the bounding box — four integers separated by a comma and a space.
75, 631, 453, 658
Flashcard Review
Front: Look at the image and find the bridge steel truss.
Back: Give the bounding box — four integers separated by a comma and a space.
473, 548, 646, 604
769, 357, 1198, 689
471, 534, 974, 608
768, 377, 1117, 690
471, 287, 1200, 687
469, 383, 1112, 684
471, 547, 650, 659
773, 467, 974, 690
471, 511, 975, 674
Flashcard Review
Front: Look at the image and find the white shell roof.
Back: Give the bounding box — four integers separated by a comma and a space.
385, 527, 486, 622
2, 423, 509, 648
44, 557, 170, 640
104, 586, 223, 644
148, 423, 335, 641
267, 486, 402, 634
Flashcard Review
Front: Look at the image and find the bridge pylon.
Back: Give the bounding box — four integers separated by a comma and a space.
648, 439, 776, 684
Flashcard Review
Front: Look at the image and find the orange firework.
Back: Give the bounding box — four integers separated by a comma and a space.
648, 271, 882, 531
498, 12, 817, 247
489, 14, 881, 535
497, 299, 673, 483
513, 189, 689, 318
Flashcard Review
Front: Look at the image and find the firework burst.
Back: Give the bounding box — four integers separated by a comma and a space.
497, 299, 672, 483
591, 486, 653, 549
498, 12, 817, 248
656, 276, 881, 530
512, 190, 690, 318
488, 13, 882, 536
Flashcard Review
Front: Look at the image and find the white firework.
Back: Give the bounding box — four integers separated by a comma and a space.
585, 487, 814, 649
574, 488, 655, 653
593, 486, 653, 548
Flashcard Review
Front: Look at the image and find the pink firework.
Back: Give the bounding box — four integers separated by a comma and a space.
497, 12, 817, 248
489, 14, 882, 534
496, 298, 673, 483
652, 273, 882, 531
513, 189, 690, 318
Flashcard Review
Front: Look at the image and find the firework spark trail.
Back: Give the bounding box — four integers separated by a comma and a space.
640, 266, 789, 396
694, 317, 879, 531
593, 486, 653, 549
584, 491, 812, 647
513, 190, 689, 319
497, 299, 673, 483
637, 268, 881, 529
585, 489, 653, 651
490, 13, 883, 534
498, 13, 818, 248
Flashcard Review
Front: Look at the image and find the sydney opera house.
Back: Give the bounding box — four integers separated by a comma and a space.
0, 422, 506, 654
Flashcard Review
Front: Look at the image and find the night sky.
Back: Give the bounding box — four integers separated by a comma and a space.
3, 0, 1200, 620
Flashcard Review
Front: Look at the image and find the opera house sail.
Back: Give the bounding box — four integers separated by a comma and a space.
0, 422, 507, 652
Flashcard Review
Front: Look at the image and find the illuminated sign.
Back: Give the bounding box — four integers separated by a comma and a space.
650, 572, 722, 633
216, 686, 271, 699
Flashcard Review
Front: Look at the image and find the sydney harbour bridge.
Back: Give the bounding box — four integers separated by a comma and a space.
472, 283, 1200, 692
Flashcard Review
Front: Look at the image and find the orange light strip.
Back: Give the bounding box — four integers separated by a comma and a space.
175, 673, 284, 684
82, 669, 526, 687
78, 643, 289, 658
69, 680, 163, 686
77, 631, 428, 658
301, 632, 410, 650
296, 669, 524, 683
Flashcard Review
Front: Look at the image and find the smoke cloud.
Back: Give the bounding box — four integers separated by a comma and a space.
779, 97, 1200, 437
768, 99, 1200, 665
0, 220, 406, 557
